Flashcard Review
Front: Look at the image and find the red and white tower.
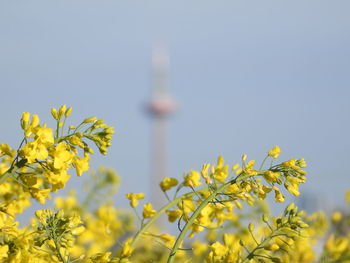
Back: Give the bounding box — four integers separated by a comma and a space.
147, 45, 177, 208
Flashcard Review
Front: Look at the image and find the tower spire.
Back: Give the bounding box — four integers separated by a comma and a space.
147, 44, 177, 209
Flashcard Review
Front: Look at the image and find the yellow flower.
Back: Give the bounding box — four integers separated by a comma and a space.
51, 107, 58, 119
142, 203, 156, 218
201, 163, 212, 184
210, 241, 227, 257
345, 190, 350, 203
192, 240, 208, 256
264, 171, 280, 183
20, 126, 54, 163
20, 142, 49, 163
266, 243, 280, 251
50, 142, 74, 170
0, 212, 18, 236
0, 245, 8, 260
286, 184, 300, 196
273, 187, 285, 203
125, 193, 144, 208
90, 252, 111, 263
0, 143, 14, 157
268, 146, 281, 158
58, 105, 67, 118
30, 188, 51, 204
325, 234, 349, 257
35, 126, 54, 146
159, 234, 176, 248
166, 209, 182, 222
331, 211, 342, 223
283, 159, 297, 168
183, 170, 202, 187
55, 195, 77, 210
212, 156, 229, 183
159, 177, 178, 191
242, 160, 258, 176
69, 135, 85, 148
120, 238, 134, 258
73, 154, 90, 176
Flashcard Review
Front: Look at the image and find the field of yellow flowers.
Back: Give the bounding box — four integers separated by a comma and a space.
0, 106, 349, 263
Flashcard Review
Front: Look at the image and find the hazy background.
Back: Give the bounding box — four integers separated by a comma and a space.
1, 0, 349, 212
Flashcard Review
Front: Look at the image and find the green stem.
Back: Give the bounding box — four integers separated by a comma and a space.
130, 192, 195, 247
167, 174, 249, 263
241, 228, 284, 263
60, 116, 67, 138
56, 119, 60, 139
53, 238, 68, 263
259, 155, 269, 170
0, 159, 27, 185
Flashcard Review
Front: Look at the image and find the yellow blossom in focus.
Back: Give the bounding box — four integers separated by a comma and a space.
50, 142, 74, 170
44, 170, 70, 190
73, 154, 90, 176
35, 126, 55, 146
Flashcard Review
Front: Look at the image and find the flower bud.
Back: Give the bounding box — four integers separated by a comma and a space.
22, 112, 30, 123
284, 203, 295, 215
51, 108, 58, 120
83, 117, 97, 123
95, 120, 104, 125
21, 112, 30, 129
65, 107, 73, 117
58, 105, 67, 118
56, 209, 64, 219
31, 114, 40, 127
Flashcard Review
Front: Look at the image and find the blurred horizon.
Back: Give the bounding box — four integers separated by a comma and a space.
1, 0, 349, 213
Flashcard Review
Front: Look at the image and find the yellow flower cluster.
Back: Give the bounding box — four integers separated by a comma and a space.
0, 105, 114, 217
1, 106, 350, 263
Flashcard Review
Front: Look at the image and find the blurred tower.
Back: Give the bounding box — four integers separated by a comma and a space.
146, 45, 177, 208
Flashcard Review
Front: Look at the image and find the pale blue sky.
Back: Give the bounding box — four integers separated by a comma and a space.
0, 0, 349, 211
